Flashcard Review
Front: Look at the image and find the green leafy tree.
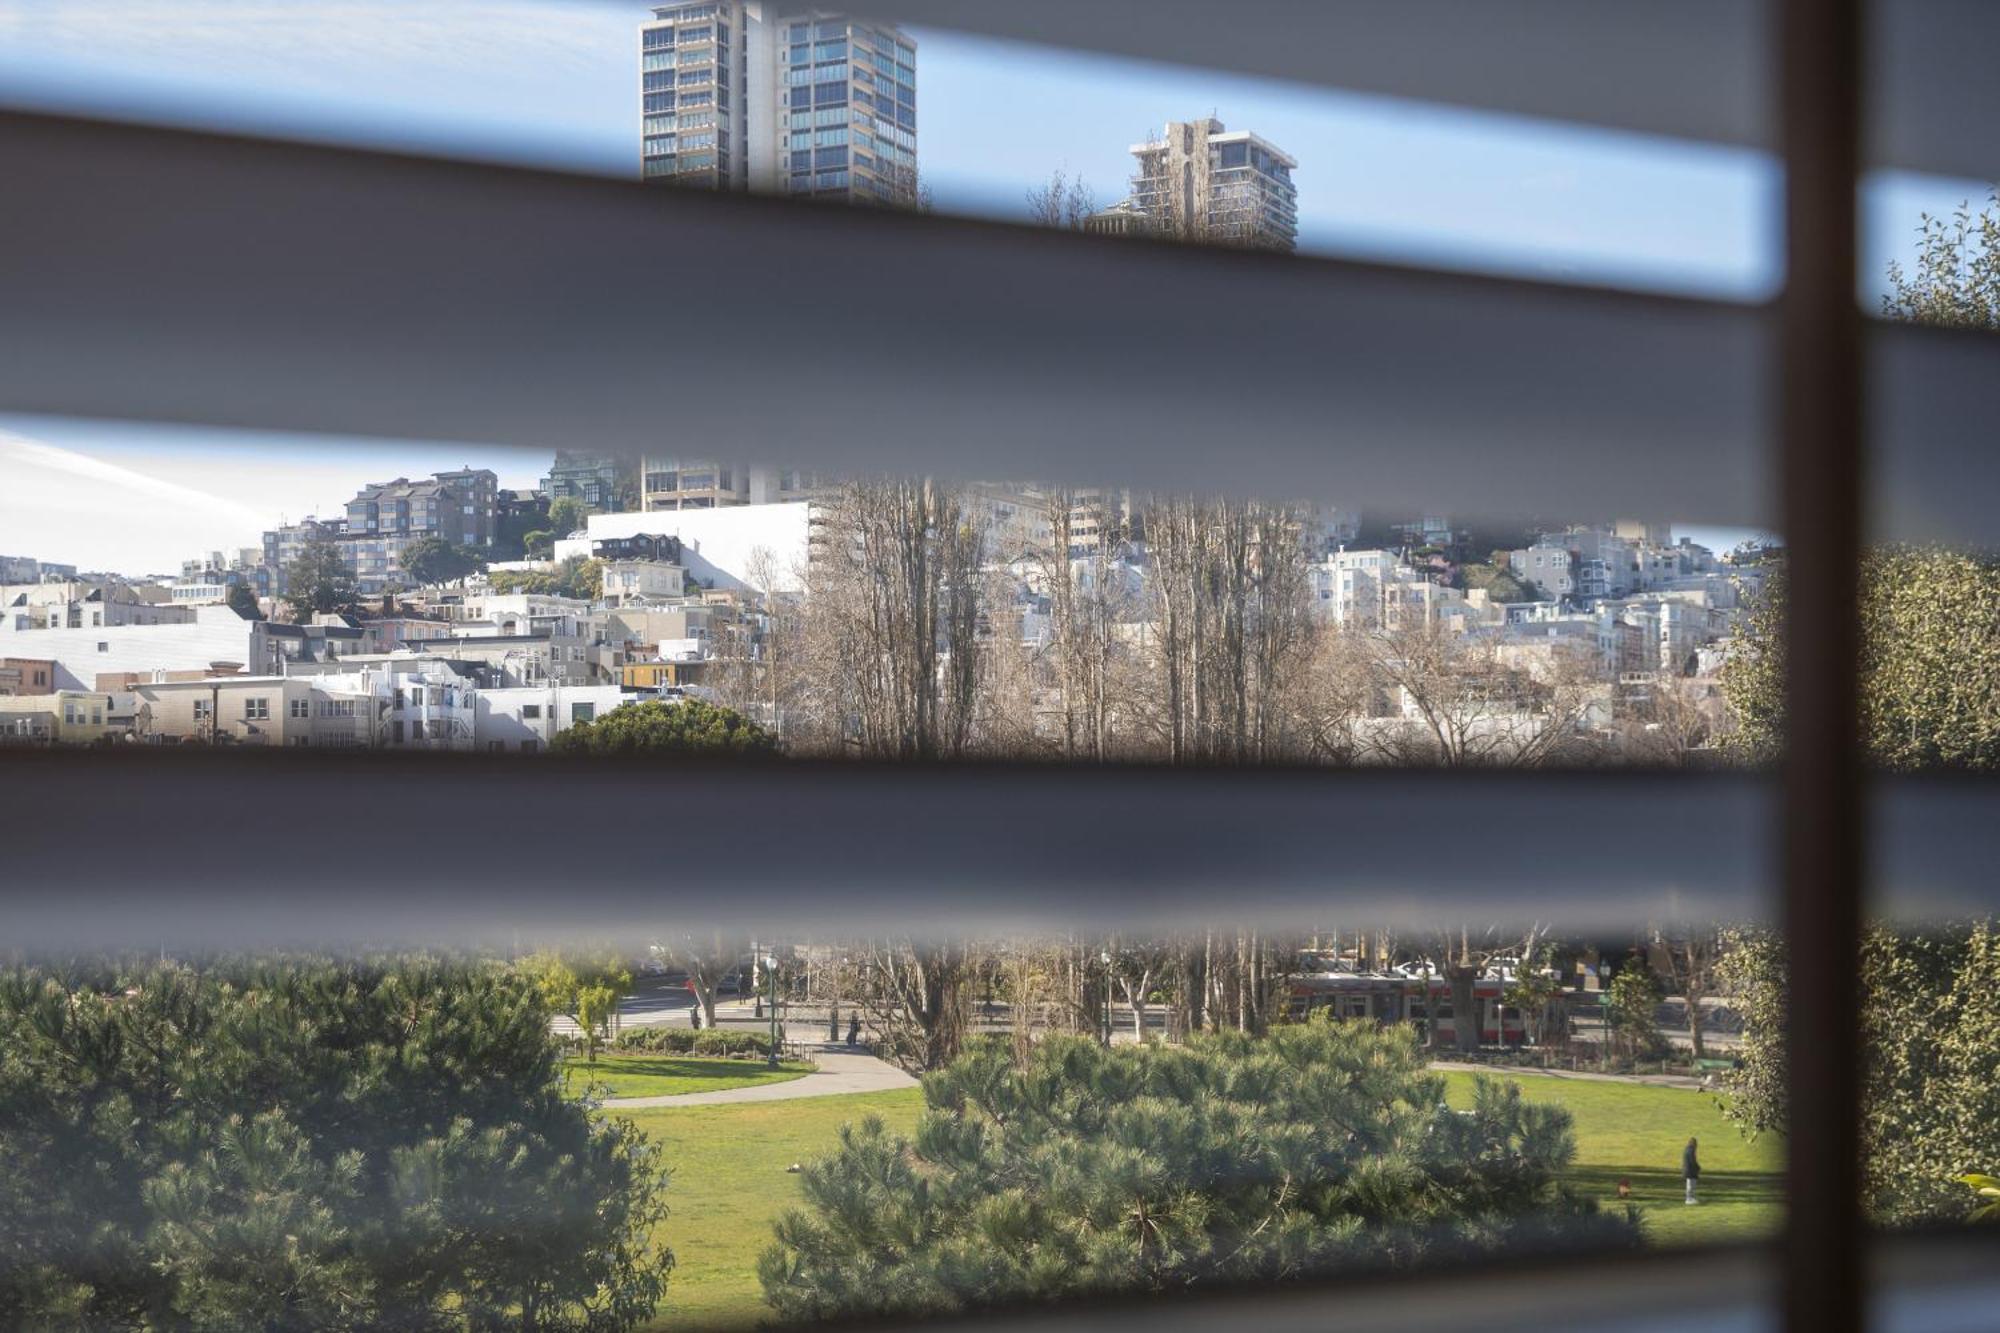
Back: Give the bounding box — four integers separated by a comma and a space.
283, 538, 360, 621
1720, 922, 2000, 1225
523, 528, 555, 560
553, 699, 777, 758
490, 556, 604, 601
1958, 1173, 2000, 1222
548, 496, 592, 539
1604, 962, 1664, 1061
1722, 549, 2000, 771
0, 956, 672, 1330
1881, 188, 2000, 330
556, 556, 604, 601
402, 535, 487, 587
224, 581, 262, 620
1456, 562, 1539, 603
759, 1023, 1634, 1321
576, 985, 620, 1066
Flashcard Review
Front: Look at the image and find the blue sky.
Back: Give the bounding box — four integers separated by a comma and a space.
0, 0, 1988, 570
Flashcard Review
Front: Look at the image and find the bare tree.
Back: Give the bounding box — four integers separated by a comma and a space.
1025, 168, 1098, 230
1366, 623, 1604, 767
1415, 922, 1549, 1055
835, 939, 975, 1073
798, 478, 985, 759
655, 929, 745, 1029
1619, 674, 1725, 767
1141, 496, 1321, 764
1650, 921, 1723, 1060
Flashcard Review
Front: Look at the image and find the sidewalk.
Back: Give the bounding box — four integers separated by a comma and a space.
1428, 1059, 1710, 1091
602, 1042, 918, 1109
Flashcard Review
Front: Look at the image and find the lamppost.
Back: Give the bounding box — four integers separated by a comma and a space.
763, 951, 781, 1068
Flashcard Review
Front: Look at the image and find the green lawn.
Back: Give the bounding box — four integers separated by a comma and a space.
622, 1090, 925, 1331
562, 1054, 814, 1101
1439, 1070, 1785, 1246
617, 1071, 1782, 1330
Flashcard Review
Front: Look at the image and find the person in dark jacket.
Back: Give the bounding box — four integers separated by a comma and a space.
846, 1014, 861, 1047
1683, 1136, 1702, 1204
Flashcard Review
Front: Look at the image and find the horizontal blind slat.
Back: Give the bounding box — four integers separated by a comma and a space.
0, 111, 1770, 524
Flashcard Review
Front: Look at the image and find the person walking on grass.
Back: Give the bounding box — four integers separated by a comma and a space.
1683, 1135, 1702, 1205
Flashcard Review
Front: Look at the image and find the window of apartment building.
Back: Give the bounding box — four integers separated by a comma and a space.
521, 704, 541, 719
571, 703, 595, 724
390, 720, 404, 743
519, 738, 539, 754
95, 642, 107, 652
191, 699, 210, 720
243, 698, 269, 721
290, 699, 309, 719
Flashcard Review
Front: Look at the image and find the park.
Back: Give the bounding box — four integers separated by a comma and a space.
583, 1039, 1783, 1330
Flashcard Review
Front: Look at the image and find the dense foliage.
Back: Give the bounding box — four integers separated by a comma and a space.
759, 1023, 1634, 1320
1722, 548, 2000, 771
617, 1027, 773, 1057
283, 539, 360, 620
1881, 188, 2000, 330
223, 581, 263, 620
1719, 922, 2000, 1225
520, 951, 635, 1064
1457, 561, 1540, 604
488, 556, 604, 601
401, 536, 488, 587
0, 957, 672, 1330
552, 699, 776, 758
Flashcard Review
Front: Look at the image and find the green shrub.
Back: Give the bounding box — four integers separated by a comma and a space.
614, 1027, 770, 1058
760, 1021, 1634, 1321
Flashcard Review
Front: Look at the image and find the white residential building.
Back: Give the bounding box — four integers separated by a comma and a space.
474, 685, 626, 753
1508, 542, 1576, 600
0, 603, 266, 691
1311, 550, 1464, 629
601, 559, 688, 606
567, 504, 813, 594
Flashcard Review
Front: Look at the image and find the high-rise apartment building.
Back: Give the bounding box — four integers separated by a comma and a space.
345, 469, 498, 550
1085, 117, 1298, 253
639, 3, 918, 206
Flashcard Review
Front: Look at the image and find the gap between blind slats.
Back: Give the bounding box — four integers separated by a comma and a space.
856, 0, 1996, 182
848, 0, 1768, 153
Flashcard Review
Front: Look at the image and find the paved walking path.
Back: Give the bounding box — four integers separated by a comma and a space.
1428, 1060, 1710, 1091
602, 1043, 918, 1109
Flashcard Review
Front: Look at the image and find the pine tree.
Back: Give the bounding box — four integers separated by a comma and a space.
759, 1022, 1633, 1320
0, 957, 672, 1330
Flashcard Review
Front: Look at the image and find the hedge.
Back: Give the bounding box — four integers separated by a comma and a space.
615, 1027, 772, 1057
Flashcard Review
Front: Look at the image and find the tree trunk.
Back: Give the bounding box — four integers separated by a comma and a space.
1447, 964, 1481, 1054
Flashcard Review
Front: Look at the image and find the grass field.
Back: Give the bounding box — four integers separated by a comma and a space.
623, 1071, 1783, 1330
562, 1054, 814, 1101
624, 1090, 924, 1331
1438, 1070, 1784, 1246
